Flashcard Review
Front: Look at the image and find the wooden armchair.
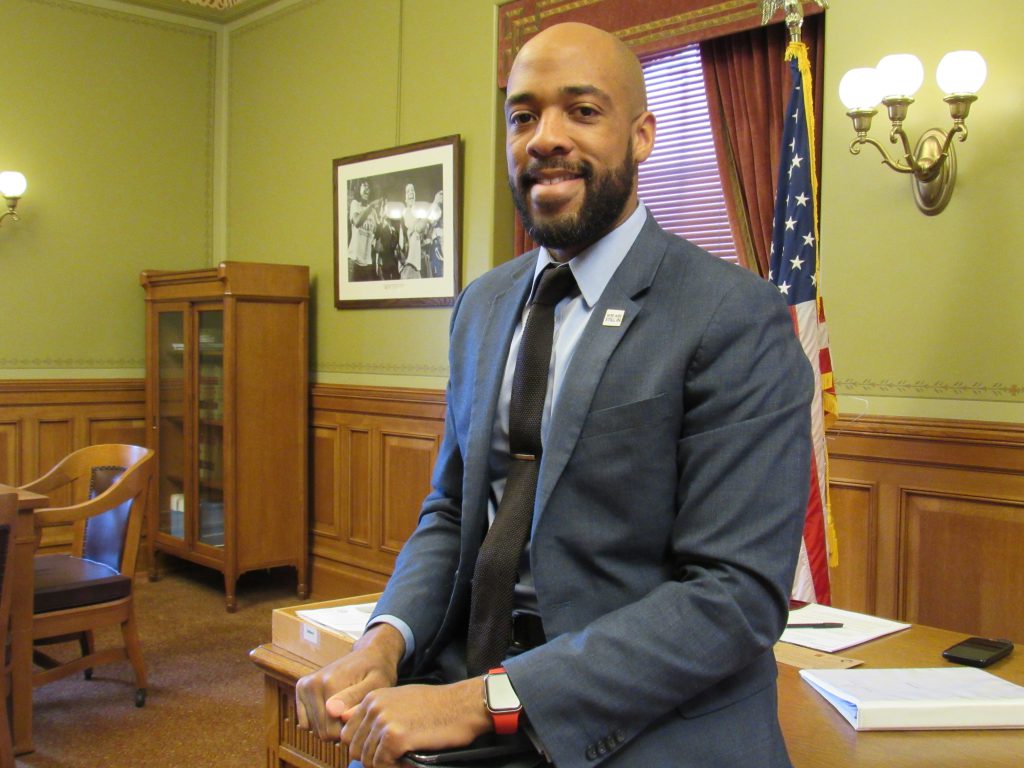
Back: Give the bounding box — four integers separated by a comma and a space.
0, 492, 17, 768
20, 444, 155, 708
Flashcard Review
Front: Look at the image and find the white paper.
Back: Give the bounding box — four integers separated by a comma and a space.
296, 602, 377, 640
781, 603, 910, 652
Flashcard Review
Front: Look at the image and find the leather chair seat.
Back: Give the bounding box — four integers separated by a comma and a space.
34, 553, 132, 614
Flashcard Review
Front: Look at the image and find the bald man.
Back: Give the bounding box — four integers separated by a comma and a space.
297, 22, 812, 768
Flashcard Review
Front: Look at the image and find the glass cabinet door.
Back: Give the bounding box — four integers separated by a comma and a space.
196, 309, 224, 548
156, 309, 186, 540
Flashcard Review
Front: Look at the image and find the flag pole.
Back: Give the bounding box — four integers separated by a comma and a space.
762, 0, 838, 604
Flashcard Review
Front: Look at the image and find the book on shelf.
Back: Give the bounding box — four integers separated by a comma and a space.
800, 666, 1024, 731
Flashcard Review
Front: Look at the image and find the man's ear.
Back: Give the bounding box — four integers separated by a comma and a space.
632, 111, 657, 165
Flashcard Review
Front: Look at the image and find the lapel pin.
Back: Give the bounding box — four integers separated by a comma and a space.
602, 309, 625, 327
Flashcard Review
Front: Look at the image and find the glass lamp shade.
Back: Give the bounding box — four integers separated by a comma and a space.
0, 171, 27, 198
876, 54, 924, 98
936, 50, 987, 95
839, 67, 884, 110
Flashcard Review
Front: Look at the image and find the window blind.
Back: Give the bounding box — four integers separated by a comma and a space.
638, 45, 738, 263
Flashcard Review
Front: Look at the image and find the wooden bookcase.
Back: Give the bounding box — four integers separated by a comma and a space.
140, 262, 309, 611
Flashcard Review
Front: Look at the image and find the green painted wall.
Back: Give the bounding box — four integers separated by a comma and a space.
820, 0, 1023, 422
0, 0, 215, 376
226, 0, 503, 388
1, 0, 1020, 423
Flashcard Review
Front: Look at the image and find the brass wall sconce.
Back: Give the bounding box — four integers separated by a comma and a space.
838, 51, 986, 215
0, 171, 27, 226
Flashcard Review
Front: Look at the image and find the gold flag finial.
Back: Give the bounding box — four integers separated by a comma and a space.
761, 0, 829, 42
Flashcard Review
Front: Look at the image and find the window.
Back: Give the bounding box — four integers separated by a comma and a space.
638, 45, 738, 263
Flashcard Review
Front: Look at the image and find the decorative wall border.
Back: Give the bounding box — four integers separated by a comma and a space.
838, 379, 1023, 402
0, 358, 145, 370
316, 361, 448, 378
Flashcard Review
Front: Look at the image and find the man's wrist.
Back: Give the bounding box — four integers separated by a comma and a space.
458, 676, 493, 737
353, 622, 406, 671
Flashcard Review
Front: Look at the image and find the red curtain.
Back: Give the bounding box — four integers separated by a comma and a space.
701, 15, 824, 277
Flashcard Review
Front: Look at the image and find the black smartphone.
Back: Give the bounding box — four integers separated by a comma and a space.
402, 733, 539, 767
941, 636, 1014, 668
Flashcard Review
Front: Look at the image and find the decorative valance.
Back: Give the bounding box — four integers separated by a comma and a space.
497, 0, 823, 87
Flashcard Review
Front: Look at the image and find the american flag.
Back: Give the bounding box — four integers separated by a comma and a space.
769, 42, 838, 605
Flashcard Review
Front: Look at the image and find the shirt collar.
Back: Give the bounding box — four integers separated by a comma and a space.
533, 203, 648, 307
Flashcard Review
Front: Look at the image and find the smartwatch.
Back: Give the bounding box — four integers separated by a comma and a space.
484, 667, 522, 734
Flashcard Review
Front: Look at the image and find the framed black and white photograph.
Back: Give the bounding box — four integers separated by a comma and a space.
333, 134, 461, 309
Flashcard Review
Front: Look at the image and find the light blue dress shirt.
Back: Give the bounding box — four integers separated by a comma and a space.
376, 204, 648, 661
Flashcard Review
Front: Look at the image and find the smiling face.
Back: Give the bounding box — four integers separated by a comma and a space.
505, 23, 655, 260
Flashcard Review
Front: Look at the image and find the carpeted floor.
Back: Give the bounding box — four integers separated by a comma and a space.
16, 561, 314, 768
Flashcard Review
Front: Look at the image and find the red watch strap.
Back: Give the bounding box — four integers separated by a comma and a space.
492, 710, 519, 735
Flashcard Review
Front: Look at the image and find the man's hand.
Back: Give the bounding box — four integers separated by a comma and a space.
337, 677, 492, 768
294, 623, 406, 741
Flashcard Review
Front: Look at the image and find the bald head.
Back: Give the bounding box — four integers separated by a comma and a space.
510, 23, 648, 117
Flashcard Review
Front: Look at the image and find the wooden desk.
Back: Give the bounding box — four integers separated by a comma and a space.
1, 483, 48, 755
779, 623, 1024, 767
250, 644, 348, 768
252, 623, 1024, 768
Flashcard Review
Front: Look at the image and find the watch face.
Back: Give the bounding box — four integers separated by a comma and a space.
485, 673, 520, 712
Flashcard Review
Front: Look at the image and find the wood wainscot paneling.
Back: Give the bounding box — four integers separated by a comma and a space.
10, 380, 1017, 644
309, 385, 446, 598
0, 379, 147, 552
827, 416, 1024, 642
306, 391, 1024, 642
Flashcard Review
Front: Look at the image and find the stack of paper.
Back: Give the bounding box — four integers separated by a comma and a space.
782, 604, 910, 652
800, 666, 1024, 731
296, 601, 377, 640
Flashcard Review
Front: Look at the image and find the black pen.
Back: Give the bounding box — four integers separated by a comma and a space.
786, 622, 844, 629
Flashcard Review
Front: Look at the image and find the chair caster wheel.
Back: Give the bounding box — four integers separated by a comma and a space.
135, 688, 147, 708
84, 669, 93, 680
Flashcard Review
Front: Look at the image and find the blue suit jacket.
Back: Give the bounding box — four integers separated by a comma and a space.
374, 215, 813, 767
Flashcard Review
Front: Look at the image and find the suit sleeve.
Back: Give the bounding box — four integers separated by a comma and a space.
370, 287, 472, 672
503, 274, 814, 767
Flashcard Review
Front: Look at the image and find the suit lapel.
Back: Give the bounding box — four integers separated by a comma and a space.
461, 256, 537, 547
533, 218, 671, 521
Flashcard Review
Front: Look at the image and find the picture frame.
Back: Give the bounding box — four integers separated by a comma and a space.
333, 134, 462, 309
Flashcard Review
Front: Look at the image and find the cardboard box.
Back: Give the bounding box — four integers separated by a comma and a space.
272, 593, 381, 668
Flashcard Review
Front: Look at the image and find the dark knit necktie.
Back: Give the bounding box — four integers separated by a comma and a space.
466, 264, 579, 676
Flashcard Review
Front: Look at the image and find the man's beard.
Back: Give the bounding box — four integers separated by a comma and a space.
510, 145, 635, 251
